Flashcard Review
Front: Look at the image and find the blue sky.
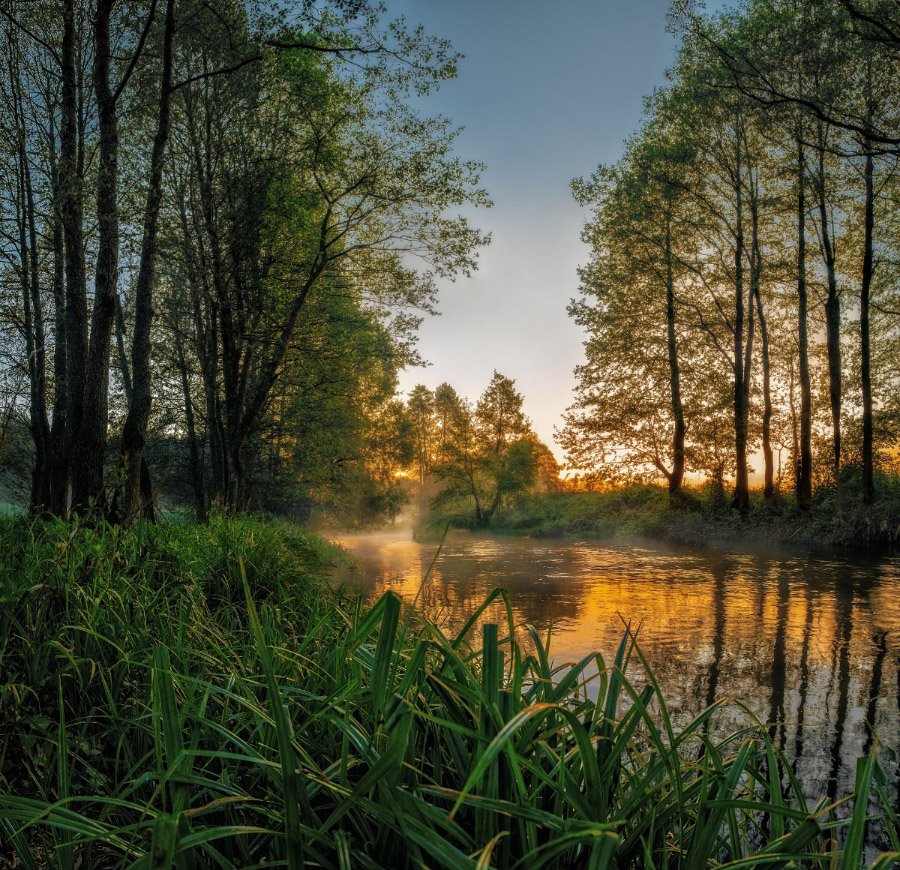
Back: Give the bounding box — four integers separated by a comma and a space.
391, 0, 707, 458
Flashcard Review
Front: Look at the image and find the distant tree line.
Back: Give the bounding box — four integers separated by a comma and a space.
0, 0, 487, 524
400, 372, 560, 528
563, 0, 899, 510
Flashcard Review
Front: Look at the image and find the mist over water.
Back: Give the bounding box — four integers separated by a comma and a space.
332, 528, 900, 827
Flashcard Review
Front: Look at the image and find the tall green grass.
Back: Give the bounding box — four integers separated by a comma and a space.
1, 516, 898, 867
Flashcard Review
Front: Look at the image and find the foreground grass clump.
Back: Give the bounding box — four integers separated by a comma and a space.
491, 473, 900, 550
1, 519, 899, 867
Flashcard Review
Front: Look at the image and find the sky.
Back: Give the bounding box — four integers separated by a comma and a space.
390, 0, 705, 459
389, 0, 691, 458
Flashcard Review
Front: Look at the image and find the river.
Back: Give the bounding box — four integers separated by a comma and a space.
331, 527, 900, 815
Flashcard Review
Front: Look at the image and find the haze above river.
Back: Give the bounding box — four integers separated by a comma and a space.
332, 529, 900, 814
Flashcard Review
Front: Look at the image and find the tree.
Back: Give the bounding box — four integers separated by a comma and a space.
407, 384, 435, 518
0, 0, 487, 523
160, 14, 487, 511
565, 123, 694, 499
432, 372, 536, 527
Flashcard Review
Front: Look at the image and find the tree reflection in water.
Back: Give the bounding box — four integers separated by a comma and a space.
333, 529, 900, 816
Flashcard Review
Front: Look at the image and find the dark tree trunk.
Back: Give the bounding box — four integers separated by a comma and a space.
665, 213, 685, 501
175, 329, 206, 521
73, 0, 119, 513
816, 126, 842, 484
732, 134, 752, 514
860, 128, 875, 502
754, 286, 774, 502
49, 160, 69, 515
796, 137, 813, 510
6, 31, 51, 509
23, 148, 51, 511
15, 142, 50, 512
114, 293, 132, 399
748, 185, 772, 502
109, 300, 156, 524
120, 0, 175, 525
59, 0, 88, 515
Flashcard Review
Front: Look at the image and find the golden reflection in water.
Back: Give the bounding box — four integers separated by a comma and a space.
332, 528, 900, 813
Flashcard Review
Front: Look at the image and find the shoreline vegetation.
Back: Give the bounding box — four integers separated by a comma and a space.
419, 476, 900, 554
2, 515, 899, 867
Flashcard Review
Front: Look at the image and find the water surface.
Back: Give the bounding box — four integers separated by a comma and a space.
332, 528, 900, 813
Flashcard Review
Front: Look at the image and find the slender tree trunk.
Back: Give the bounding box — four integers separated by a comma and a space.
732, 132, 751, 513
6, 32, 51, 507
755, 285, 774, 502
60, 0, 87, 516
789, 360, 799, 489
796, 136, 813, 509
49, 159, 69, 515
749, 187, 772, 502
24, 149, 51, 510
860, 138, 875, 503
73, 0, 119, 513
110, 297, 156, 523
816, 125, 842, 484
665, 212, 685, 501
15, 148, 50, 511
175, 329, 206, 522
859, 154, 874, 502
114, 293, 132, 399
120, 0, 175, 525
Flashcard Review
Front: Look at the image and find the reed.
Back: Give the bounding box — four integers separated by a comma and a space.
0, 516, 897, 867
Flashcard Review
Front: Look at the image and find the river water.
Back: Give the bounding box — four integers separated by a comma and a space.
331, 528, 900, 813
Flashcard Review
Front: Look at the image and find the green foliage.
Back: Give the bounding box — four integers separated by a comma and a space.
566, 0, 900, 503
1, 517, 897, 867
493, 478, 900, 550
430, 372, 543, 529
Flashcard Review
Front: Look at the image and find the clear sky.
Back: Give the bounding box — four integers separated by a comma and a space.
392, 0, 701, 460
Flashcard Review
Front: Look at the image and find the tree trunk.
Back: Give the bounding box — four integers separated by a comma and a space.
120, 0, 175, 525
15, 141, 50, 512
860, 150, 875, 503
754, 285, 774, 502
665, 212, 685, 501
860, 79, 876, 503
796, 136, 813, 510
49, 160, 69, 515
749, 188, 772, 502
109, 298, 156, 524
732, 133, 752, 514
175, 329, 206, 522
59, 0, 88, 515
816, 125, 842, 485
73, 0, 119, 513
24, 148, 51, 511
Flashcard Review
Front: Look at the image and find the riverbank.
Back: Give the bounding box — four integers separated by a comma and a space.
484, 480, 900, 552
1, 515, 897, 866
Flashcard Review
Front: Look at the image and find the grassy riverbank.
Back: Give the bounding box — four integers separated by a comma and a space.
1, 516, 898, 867
488, 477, 900, 551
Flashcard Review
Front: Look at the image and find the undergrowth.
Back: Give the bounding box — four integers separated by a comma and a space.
0, 516, 897, 867
488, 473, 900, 551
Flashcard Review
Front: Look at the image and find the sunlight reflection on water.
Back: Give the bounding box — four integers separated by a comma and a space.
331, 527, 900, 823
